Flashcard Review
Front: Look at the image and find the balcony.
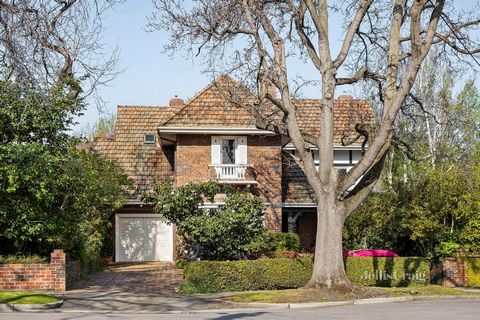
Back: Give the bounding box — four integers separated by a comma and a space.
208, 164, 256, 184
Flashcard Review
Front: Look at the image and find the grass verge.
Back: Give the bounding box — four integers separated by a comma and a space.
0, 291, 60, 304
225, 285, 480, 303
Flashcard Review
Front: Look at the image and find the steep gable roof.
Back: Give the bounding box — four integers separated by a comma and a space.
160, 76, 375, 144
162, 75, 255, 128
93, 76, 375, 196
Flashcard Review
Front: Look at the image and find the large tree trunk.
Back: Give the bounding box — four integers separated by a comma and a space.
306, 191, 352, 289
303, 67, 353, 290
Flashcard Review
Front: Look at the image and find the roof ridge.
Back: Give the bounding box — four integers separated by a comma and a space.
160, 74, 241, 126
117, 105, 170, 109
292, 98, 369, 102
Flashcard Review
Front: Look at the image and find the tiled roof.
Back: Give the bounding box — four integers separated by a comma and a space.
162, 75, 255, 127
92, 106, 177, 193
162, 76, 375, 144
294, 97, 374, 144
93, 76, 374, 200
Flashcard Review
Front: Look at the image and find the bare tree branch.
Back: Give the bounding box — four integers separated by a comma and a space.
0, 0, 123, 100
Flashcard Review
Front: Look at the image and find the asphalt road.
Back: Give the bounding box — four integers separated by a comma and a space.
2, 299, 480, 320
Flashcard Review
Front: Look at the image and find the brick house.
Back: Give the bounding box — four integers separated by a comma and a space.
93, 75, 374, 262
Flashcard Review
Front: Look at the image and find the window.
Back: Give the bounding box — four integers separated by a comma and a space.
144, 134, 156, 144
211, 136, 247, 165
221, 139, 236, 164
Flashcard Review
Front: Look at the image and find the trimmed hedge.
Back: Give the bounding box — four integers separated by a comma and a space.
181, 258, 312, 293
466, 258, 480, 287
181, 257, 430, 293
345, 257, 430, 287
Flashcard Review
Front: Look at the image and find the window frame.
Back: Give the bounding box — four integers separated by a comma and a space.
144, 134, 156, 144
220, 137, 237, 164
211, 135, 247, 165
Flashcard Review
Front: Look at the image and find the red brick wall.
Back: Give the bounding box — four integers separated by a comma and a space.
175, 134, 283, 231
443, 258, 467, 287
249, 135, 283, 231
175, 135, 213, 185
0, 250, 66, 293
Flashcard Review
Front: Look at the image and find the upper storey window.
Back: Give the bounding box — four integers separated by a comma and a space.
211, 136, 247, 165
221, 139, 236, 164
210, 136, 254, 182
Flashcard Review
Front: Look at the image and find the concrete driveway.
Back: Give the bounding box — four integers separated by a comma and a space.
63, 262, 227, 312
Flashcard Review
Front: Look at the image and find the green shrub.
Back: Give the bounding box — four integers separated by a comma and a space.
181, 258, 312, 293
144, 181, 267, 260
181, 257, 430, 293
272, 249, 300, 259
344, 257, 430, 287
0, 81, 130, 263
270, 232, 301, 252
246, 232, 302, 258
0, 255, 47, 264
466, 258, 480, 287
435, 242, 461, 259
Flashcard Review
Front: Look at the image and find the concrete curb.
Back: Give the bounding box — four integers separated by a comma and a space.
0, 303, 13, 312
0, 300, 63, 313
20, 295, 480, 314
222, 294, 480, 311
289, 300, 354, 309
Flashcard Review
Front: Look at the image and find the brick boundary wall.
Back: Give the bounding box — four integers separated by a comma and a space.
0, 249, 66, 293
443, 257, 467, 287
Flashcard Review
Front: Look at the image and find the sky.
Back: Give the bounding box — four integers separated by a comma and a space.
75, 1, 208, 130
75, 0, 353, 130
74, 0, 479, 131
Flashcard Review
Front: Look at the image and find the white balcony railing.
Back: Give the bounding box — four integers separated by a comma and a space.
208, 164, 253, 180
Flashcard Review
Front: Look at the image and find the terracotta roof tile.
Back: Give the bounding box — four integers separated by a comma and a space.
92, 106, 176, 193
93, 76, 374, 201
162, 76, 375, 144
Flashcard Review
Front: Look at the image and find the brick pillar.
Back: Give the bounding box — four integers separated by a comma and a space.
443, 258, 467, 287
50, 249, 66, 293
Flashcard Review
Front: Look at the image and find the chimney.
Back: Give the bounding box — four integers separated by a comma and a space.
169, 95, 184, 107
338, 91, 354, 100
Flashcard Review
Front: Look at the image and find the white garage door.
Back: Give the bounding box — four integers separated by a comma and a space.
115, 214, 174, 262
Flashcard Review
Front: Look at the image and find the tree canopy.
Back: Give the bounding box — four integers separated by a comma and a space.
0, 80, 130, 265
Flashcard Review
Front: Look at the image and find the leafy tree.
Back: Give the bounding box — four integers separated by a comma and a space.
0, 81, 81, 146
0, 80, 130, 267
143, 181, 267, 260
345, 144, 480, 261
75, 113, 117, 141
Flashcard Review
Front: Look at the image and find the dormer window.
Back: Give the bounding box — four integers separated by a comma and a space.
144, 134, 156, 144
